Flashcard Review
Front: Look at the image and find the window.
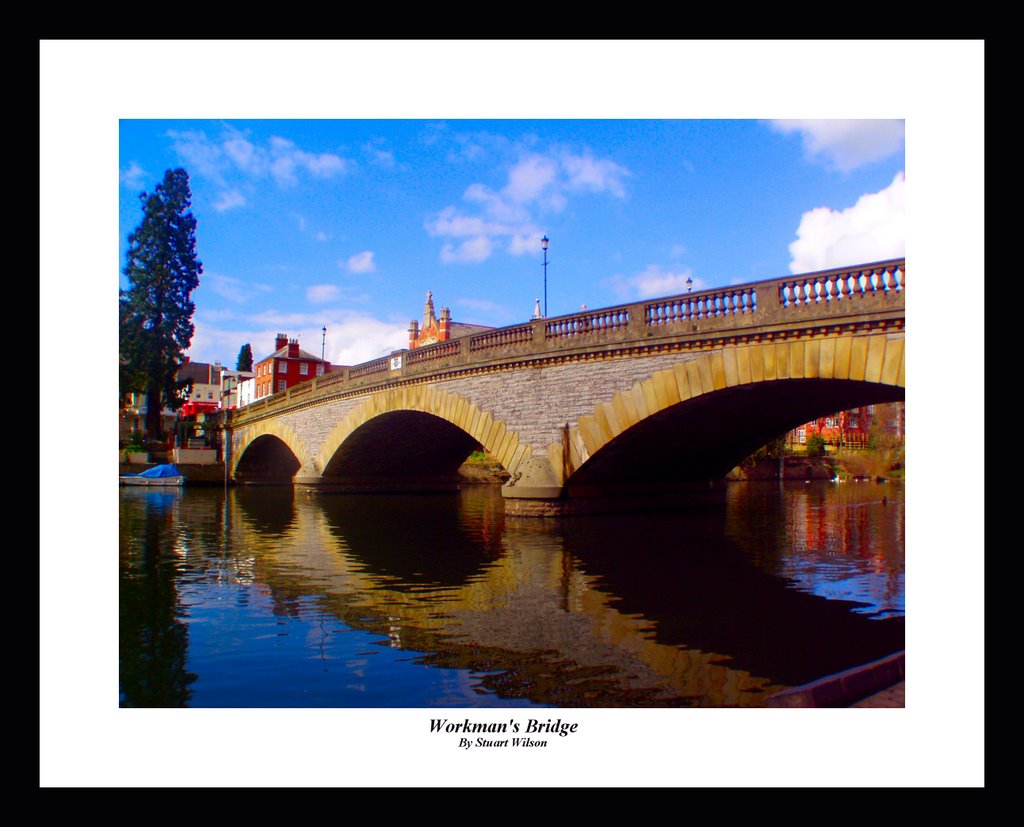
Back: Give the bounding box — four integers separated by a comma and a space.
299, 363, 308, 376
316, 364, 324, 376
277, 379, 287, 392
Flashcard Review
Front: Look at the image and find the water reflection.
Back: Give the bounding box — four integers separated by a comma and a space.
119, 488, 197, 707
119, 481, 904, 707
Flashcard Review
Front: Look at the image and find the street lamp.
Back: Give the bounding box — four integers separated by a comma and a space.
541, 235, 549, 317
321, 326, 327, 362
686, 276, 693, 293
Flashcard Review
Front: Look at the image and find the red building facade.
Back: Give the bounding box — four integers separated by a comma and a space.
791, 402, 905, 449
253, 334, 331, 400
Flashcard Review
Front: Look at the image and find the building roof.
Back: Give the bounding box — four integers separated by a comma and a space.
261, 346, 325, 362
448, 322, 494, 339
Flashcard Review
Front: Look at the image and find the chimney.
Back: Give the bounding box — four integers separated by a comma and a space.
408, 319, 420, 350
288, 338, 300, 358
275, 333, 288, 352
439, 306, 451, 340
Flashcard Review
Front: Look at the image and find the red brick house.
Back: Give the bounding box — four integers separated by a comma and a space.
791, 402, 905, 449
253, 334, 332, 400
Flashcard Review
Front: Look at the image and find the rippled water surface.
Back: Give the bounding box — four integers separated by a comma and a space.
119, 480, 904, 707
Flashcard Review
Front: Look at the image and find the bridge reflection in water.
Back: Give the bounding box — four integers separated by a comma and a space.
119, 482, 904, 707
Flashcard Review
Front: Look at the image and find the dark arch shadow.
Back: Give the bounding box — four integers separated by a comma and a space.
235, 434, 302, 483
568, 378, 905, 495
322, 410, 481, 492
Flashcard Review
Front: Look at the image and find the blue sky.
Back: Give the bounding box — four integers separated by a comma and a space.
119, 117, 905, 368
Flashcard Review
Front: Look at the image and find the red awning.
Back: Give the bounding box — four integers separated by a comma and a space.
179, 401, 220, 418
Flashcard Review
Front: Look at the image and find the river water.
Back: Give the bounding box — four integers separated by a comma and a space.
119, 480, 904, 708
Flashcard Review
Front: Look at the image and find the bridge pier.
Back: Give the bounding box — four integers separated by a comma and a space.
501, 455, 567, 515
502, 477, 729, 517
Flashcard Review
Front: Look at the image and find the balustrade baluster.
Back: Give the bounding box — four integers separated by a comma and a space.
838, 274, 850, 300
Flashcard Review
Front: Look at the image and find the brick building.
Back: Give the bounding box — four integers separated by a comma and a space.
177, 358, 223, 418
253, 334, 331, 400
791, 402, 905, 449
408, 291, 492, 349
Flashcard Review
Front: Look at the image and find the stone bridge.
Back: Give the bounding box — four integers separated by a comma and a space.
224, 259, 905, 514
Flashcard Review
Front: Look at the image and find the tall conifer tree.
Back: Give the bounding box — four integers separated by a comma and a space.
236, 343, 253, 372
120, 168, 203, 437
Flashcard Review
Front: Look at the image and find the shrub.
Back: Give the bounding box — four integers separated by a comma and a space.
804, 434, 827, 458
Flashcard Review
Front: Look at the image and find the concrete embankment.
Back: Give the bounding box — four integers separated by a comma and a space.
765, 651, 905, 708
119, 462, 227, 485
120, 460, 508, 487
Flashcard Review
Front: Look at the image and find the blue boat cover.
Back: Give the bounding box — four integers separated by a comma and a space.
133, 464, 182, 478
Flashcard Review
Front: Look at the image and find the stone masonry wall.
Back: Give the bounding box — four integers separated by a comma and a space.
429, 351, 699, 457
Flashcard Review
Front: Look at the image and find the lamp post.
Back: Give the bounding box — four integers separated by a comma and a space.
686, 276, 693, 293
541, 235, 549, 317
321, 326, 327, 362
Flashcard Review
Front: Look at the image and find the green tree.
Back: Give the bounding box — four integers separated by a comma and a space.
236, 343, 253, 372
119, 168, 203, 438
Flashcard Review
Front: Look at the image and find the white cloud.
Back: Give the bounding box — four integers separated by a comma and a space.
167, 128, 228, 184
505, 154, 559, 203
788, 172, 905, 273
560, 151, 630, 197
213, 189, 246, 211
326, 316, 409, 366
120, 161, 147, 189
344, 251, 376, 274
205, 273, 271, 304
506, 232, 546, 256
307, 284, 341, 304
770, 119, 905, 172
222, 130, 260, 174
188, 312, 407, 368
168, 123, 348, 191
426, 137, 631, 265
363, 139, 396, 169
425, 206, 510, 239
608, 265, 699, 300
440, 237, 492, 264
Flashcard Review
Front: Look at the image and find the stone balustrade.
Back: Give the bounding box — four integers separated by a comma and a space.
227, 259, 905, 428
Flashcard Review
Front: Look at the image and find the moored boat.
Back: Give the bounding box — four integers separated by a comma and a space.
120, 463, 185, 486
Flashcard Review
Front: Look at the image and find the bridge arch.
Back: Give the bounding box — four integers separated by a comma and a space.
231, 420, 313, 482
315, 385, 525, 486
561, 332, 904, 494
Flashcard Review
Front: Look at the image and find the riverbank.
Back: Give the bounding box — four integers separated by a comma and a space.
119, 454, 512, 487
119, 462, 227, 485
727, 449, 904, 482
